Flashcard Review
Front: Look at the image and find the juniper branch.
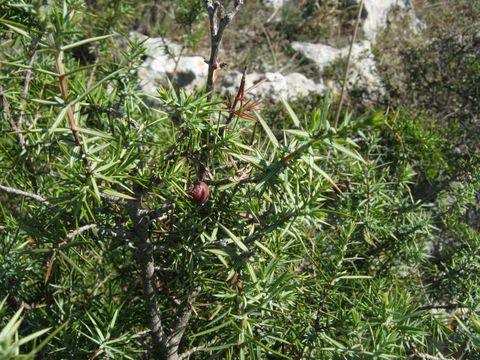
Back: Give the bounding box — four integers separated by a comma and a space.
0, 184, 57, 211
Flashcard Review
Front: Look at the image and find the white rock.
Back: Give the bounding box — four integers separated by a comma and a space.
219, 71, 325, 101
262, 0, 287, 11
292, 40, 385, 101
136, 33, 208, 94
357, 0, 424, 40
291, 42, 342, 73
136, 32, 326, 102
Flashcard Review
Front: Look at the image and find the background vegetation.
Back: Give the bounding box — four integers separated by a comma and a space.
0, 0, 479, 359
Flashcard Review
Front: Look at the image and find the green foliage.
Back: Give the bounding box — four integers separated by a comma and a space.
376, 2, 480, 141
0, 1, 479, 359
388, 28, 480, 128
0, 298, 51, 359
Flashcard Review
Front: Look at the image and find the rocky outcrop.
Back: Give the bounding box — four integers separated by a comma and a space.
135, 0, 423, 104
359, 0, 425, 40
136, 33, 325, 101
136, 35, 209, 95
291, 40, 385, 102
261, 0, 287, 11
219, 71, 325, 101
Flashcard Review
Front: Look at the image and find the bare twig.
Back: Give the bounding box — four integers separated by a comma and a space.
204, 0, 244, 98
224, 67, 247, 130
66, 224, 98, 238
416, 303, 467, 311
0, 184, 56, 211
334, 0, 364, 127
55, 50, 92, 171
410, 346, 447, 360
178, 345, 210, 360
17, 48, 38, 132
66, 224, 132, 240
200, 1, 243, 181
100, 192, 129, 206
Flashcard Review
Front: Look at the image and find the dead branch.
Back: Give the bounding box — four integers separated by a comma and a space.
334, 0, 364, 127
55, 50, 92, 171
178, 345, 210, 360
66, 224, 132, 240
0, 184, 57, 211
204, 0, 244, 98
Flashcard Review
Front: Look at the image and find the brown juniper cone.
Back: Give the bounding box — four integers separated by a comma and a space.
190, 180, 209, 204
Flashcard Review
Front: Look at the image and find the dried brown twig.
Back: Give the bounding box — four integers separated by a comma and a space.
224, 68, 264, 125
55, 49, 92, 171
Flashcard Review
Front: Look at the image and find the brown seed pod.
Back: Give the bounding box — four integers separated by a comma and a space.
190, 180, 209, 204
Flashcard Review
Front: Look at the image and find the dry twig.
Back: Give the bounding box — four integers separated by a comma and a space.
66, 224, 132, 240
55, 50, 92, 171
0, 184, 57, 211
204, 0, 244, 98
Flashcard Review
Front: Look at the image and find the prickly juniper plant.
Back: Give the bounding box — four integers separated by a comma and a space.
1, 1, 479, 359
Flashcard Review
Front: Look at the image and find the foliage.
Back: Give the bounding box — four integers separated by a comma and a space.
0, 1, 479, 359
376, 1, 480, 145
382, 27, 480, 128
0, 297, 52, 359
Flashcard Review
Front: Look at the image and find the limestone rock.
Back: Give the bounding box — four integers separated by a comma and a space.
291, 40, 385, 102
136, 32, 326, 101
290, 42, 342, 73
136, 33, 209, 95
218, 71, 325, 102
358, 0, 425, 40
262, 0, 286, 10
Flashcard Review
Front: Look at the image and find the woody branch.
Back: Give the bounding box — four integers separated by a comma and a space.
204, 0, 243, 99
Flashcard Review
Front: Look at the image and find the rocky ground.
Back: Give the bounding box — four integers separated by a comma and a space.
136, 0, 425, 105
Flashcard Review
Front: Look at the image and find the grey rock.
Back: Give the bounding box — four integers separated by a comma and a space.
218, 71, 325, 101
355, 0, 425, 40
290, 43, 341, 73
136, 33, 209, 94
136, 33, 326, 101
292, 40, 385, 101
262, 0, 286, 10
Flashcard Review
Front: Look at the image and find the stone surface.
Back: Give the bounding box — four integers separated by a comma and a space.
136, 32, 325, 101
291, 42, 342, 73
133, 0, 426, 104
218, 71, 325, 102
136, 25, 388, 104
292, 40, 385, 101
136, 33, 209, 94
359, 0, 424, 40
262, 0, 286, 10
